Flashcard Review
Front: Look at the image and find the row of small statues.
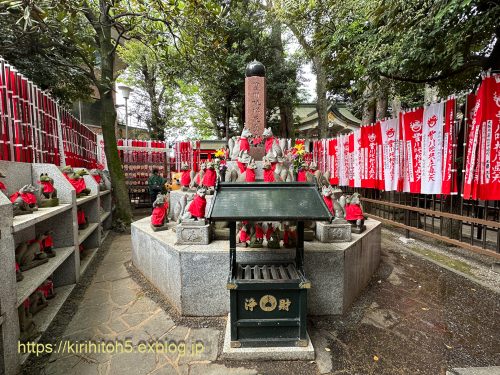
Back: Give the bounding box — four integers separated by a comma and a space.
0, 166, 108, 216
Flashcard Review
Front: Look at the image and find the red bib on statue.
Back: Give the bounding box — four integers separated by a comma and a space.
246, 169, 255, 182
238, 138, 250, 152
0, 181, 5, 190
202, 169, 216, 187
92, 175, 101, 184
10, 192, 37, 204
265, 137, 277, 153
240, 230, 249, 242
181, 170, 191, 186
255, 225, 264, 239
298, 171, 306, 182
264, 169, 274, 182
151, 204, 167, 225
188, 194, 206, 218
345, 204, 363, 220
37, 181, 54, 193
237, 160, 247, 173
77, 211, 86, 225
323, 196, 334, 214
45, 237, 53, 247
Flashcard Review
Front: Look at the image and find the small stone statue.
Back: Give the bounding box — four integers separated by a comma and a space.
10, 184, 38, 216
28, 288, 48, 316
322, 185, 346, 222
283, 224, 297, 248
0, 171, 6, 196
18, 302, 34, 343
180, 162, 194, 192
230, 127, 251, 161
262, 158, 279, 182
189, 162, 207, 191
37, 173, 59, 207
36, 278, 56, 300
77, 206, 89, 230
43, 230, 56, 258
15, 232, 50, 272
151, 194, 169, 231
176, 185, 208, 223
265, 222, 281, 249
237, 222, 250, 247
343, 192, 366, 233
202, 161, 217, 194
262, 127, 283, 162
245, 159, 256, 182
61, 166, 91, 196
90, 168, 108, 191
250, 223, 264, 248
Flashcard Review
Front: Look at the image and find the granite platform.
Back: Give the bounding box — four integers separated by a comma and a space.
132, 217, 381, 316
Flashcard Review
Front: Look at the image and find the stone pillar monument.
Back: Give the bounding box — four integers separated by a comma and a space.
245, 60, 267, 160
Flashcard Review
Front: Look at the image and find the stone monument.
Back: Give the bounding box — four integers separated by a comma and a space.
245, 60, 267, 161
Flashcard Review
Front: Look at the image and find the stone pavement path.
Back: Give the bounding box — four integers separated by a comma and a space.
42, 235, 256, 375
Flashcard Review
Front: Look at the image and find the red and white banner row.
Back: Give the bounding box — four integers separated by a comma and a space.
322, 96, 462, 196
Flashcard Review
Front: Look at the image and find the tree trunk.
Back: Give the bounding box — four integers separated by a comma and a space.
270, 19, 295, 141
142, 60, 165, 141
98, 12, 133, 223
362, 83, 375, 125
376, 92, 388, 120
313, 55, 329, 139
225, 99, 231, 140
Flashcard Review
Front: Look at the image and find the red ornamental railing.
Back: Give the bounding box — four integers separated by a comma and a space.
0, 56, 97, 169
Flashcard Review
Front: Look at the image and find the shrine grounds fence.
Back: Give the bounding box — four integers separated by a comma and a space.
0, 56, 98, 169
341, 187, 500, 260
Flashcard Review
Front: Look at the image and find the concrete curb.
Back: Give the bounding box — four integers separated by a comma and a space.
381, 237, 500, 295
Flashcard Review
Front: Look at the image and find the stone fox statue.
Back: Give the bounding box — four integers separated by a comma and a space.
11, 184, 38, 215
90, 169, 108, 191
15, 231, 50, 271
38, 173, 57, 200
151, 194, 169, 228
322, 185, 345, 220
175, 185, 208, 223
262, 127, 283, 162
230, 128, 252, 160
189, 162, 207, 190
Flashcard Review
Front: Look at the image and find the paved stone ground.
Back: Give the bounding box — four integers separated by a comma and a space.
23, 222, 500, 375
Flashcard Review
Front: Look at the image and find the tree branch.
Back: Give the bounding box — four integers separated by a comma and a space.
379, 59, 484, 83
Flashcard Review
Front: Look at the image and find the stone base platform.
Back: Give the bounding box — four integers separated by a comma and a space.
221, 314, 314, 361
176, 223, 211, 245
131, 217, 381, 316
316, 221, 351, 243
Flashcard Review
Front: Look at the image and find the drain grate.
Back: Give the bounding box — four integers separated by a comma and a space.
237, 264, 300, 280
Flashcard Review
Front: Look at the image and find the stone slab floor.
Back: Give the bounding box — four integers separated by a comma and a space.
21, 229, 500, 375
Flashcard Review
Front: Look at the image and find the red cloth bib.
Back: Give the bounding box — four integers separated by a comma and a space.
271, 162, 277, 172
36, 280, 53, 297
237, 160, 247, 174
323, 196, 334, 214
266, 227, 274, 240
37, 180, 55, 193
345, 204, 363, 220
188, 194, 206, 218
79, 245, 83, 252
181, 170, 191, 186
284, 230, 296, 243
92, 175, 101, 184
264, 169, 275, 182
10, 192, 37, 204
0, 181, 5, 190
45, 237, 53, 247
238, 138, 250, 152
298, 171, 307, 182
255, 225, 264, 239
16, 262, 19, 270
28, 239, 44, 252
240, 230, 249, 242
196, 173, 202, 185
151, 202, 168, 225
265, 137, 277, 153
64, 173, 87, 193
202, 169, 217, 187
77, 211, 86, 225
246, 169, 256, 182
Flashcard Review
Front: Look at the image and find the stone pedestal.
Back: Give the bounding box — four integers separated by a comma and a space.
132, 218, 381, 316
316, 221, 352, 243
176, 223, 212, 245
248, 146, 266, 161
151, 224, 168, 232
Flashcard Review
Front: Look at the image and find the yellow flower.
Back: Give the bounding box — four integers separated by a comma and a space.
215, 149, 225, 157
294, 144, 304, 151
298, 149, 306, 156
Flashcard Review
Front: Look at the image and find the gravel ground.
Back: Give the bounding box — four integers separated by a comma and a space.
381, 225, 500, 290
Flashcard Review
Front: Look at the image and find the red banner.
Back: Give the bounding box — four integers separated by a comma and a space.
403, 108, 424, 193
442, 98, 455, 195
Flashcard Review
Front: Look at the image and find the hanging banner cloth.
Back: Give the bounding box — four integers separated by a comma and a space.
380, 118, 399, 191
442, 98, 456, 195
421, 102, 444, 194
403, 108, 424, 193
353, 130, 362, 187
